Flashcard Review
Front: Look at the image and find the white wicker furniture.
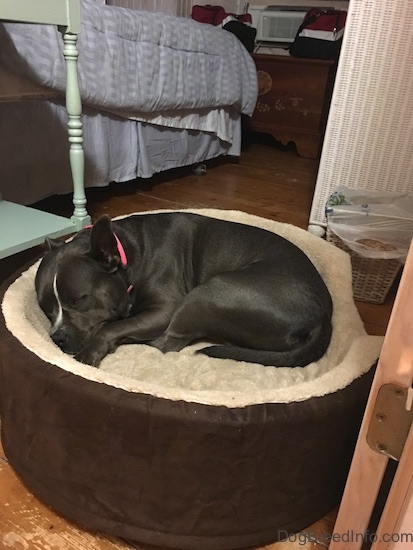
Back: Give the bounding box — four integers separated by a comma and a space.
309, 0, 413, 233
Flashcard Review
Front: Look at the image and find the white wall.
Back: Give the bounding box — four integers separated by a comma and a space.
107, 0, 192, 16
107, 1, 350, 17
194, 1, 349, 11
247, 0, 349, 7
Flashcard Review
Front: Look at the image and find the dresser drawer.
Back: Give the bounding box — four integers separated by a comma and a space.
249, 53, 336, 159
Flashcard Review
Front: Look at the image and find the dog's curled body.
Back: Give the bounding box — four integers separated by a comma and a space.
35, 212, 333, 368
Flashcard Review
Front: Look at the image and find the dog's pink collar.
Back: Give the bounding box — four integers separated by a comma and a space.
114, 233, 128, 267
113, 234, 134, 293
85, 225, 132, 292
84, 225, 133, 294
85, 224, 127, 267
112, 235, 133, 293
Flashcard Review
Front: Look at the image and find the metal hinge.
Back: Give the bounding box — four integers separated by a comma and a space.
366, 383, 413, 461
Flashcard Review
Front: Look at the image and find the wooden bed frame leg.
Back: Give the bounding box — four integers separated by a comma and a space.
61, 29, 91, 229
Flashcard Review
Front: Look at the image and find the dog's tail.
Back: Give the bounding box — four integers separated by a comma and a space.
197, 316, 333, 367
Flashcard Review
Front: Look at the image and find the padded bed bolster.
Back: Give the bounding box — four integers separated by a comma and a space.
0, 280, 374, 549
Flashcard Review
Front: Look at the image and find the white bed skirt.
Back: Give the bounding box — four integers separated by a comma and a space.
0, 100, 240, 205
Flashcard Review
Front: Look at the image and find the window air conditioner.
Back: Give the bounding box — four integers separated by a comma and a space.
256, 7, 307, 43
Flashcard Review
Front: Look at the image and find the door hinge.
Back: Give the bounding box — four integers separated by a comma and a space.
366, 383, 413, 461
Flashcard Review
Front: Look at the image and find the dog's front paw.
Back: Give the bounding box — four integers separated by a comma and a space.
75, 334, 116, 367
74, 347, 103, 367
75, 343, 108, 367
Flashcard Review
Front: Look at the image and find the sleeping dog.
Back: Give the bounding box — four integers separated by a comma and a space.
35, 212, 333, 368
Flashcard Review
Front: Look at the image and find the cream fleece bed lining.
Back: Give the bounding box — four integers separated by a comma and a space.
2, 209, 383, 408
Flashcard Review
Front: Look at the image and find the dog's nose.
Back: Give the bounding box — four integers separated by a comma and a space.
51, 328, 68, 349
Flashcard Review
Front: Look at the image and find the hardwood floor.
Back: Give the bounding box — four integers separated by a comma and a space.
0, 138, 396, 549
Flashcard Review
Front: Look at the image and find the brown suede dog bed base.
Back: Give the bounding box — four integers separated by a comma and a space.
0, 210, 382, 550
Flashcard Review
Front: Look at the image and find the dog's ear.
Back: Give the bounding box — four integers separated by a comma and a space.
89, 215, 121, 271
45, 237, 64, 252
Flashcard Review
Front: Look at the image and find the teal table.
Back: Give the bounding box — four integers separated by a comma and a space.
0, 0, 90, 259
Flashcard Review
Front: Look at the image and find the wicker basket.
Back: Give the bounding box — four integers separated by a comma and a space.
326, 229, 402, 304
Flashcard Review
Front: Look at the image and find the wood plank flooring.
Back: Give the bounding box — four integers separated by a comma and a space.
0, 138, 396, 549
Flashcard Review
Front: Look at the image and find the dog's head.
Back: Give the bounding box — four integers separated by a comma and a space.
35, 215, 132, 355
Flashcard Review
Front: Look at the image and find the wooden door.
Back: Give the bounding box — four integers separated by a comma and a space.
330, 242, 413, 549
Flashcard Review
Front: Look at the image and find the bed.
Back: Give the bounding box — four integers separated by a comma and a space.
0, 209, 383, 549
0, 0, 258, 207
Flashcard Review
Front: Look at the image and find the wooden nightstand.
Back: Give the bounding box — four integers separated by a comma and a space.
248, 52, 336, 159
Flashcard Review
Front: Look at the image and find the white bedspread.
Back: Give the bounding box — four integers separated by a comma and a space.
0, 0, 258, 142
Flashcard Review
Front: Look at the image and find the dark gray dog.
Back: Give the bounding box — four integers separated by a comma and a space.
35, 212, 333, 368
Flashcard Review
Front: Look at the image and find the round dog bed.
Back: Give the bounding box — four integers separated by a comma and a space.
0, 210, 382, 550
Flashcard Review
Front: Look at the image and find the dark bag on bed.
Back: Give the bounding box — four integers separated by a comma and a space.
191, 5, 256, 52
222, 20, 256, 53
290, 8, 347, 61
